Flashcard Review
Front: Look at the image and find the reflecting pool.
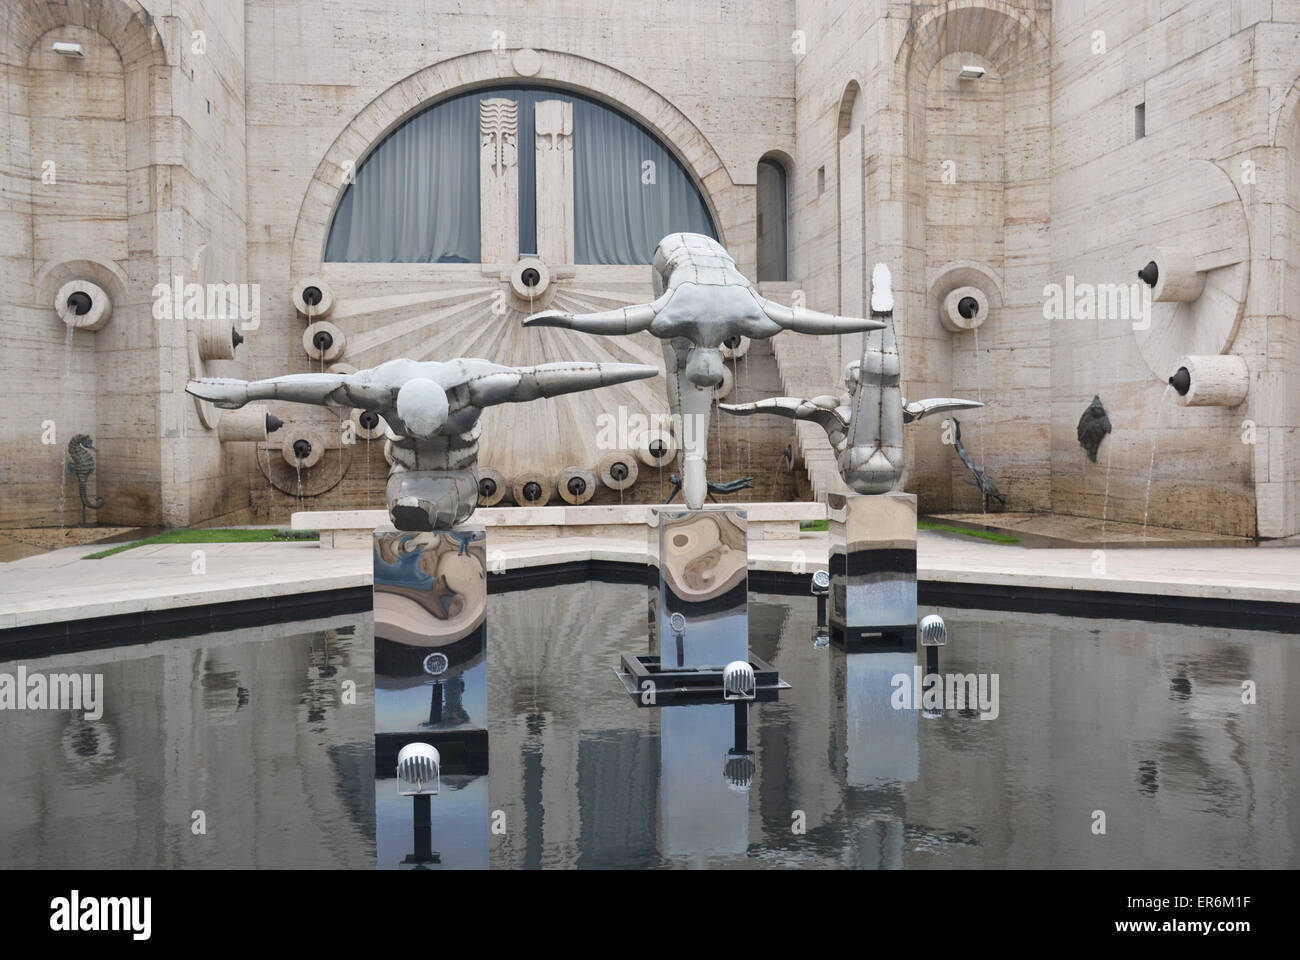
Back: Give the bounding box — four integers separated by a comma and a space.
488, 581, 1299, 869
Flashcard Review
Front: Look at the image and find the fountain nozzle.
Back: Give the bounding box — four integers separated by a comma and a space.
1169, 366, 1191, 396
1138, 261, 1159, 287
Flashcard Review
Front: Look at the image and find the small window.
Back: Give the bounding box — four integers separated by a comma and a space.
1135, 103, 1145, 140
817, 165, 826, 196
757, 157, 788, 282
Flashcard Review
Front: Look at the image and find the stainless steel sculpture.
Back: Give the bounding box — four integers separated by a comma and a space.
720, 265, 982, 494
523, 233, 885, 509
186, 357, 657, 530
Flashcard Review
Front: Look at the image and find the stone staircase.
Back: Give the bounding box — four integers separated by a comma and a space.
758, 282, 853, 503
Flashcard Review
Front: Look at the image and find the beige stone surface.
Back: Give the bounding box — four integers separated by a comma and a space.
4, 0, 1300, 541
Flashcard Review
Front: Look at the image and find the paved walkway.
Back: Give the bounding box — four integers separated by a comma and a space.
0, 530, 1296, 631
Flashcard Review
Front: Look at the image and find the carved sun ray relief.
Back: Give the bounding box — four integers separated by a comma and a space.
288, 96, 683, 504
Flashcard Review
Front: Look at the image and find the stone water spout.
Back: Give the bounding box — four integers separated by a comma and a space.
522, 233, 885, 509
187, 357, 657, 531
720, 265, 982, 494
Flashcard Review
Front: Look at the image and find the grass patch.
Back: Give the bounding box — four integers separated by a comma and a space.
801, 517, 1017, 544
918, 521, 1019, 544
84, 528, 318, 559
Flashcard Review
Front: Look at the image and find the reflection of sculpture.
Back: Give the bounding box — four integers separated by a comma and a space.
951, 418, 1006, 510
67, 434, 105, 523
374, 531, 486, 648
187, 357, 656, 530
524, 233, 885, 509
721, 265, 982, 494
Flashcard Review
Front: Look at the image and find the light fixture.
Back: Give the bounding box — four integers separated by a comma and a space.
396, 742, 440, 796
958, 64, 985, 80
52, 41, 85, 58
723, 660, 756, 701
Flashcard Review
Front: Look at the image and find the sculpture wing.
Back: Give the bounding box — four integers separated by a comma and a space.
187, 373, 395, 411
751, 295, 885, 336
467, 361, 658, 407
521, 294, 667, 335
902, 397, 983, 424
719, 396, 847, 435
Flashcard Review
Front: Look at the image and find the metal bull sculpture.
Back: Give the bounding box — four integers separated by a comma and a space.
720, 265, 982, 494
187, 357, 656, 531
523, 233, 885, 509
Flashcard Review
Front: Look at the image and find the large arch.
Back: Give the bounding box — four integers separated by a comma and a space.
875, 0, 1051, 514
0, 0, 172, 529
290, 48, 737, 276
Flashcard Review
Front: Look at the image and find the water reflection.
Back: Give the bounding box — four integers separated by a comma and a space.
0, 615, 375, 869
489, 582, 1300, 868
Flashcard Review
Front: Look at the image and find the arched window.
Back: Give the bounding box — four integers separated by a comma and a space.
325, 85, 717, 264
756, 156, 788, 281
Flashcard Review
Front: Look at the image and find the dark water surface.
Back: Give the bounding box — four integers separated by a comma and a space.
487, 582, 1299, 869
0, 616, 375, 868
2, 582, 1295, 868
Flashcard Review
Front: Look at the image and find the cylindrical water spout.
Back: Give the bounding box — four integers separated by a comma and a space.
1137, 246, 1205, 302
1170, 355, 1248, 407
292, 276, 335, 317
477, 468, 507, 506
599, 451, 638, 491
940, 285, 989, 331
281, 426, 326, 468
302, 321, 345, 362
557, 466, 597, 505
511, 472, 553, 505
55, 280, 112, 331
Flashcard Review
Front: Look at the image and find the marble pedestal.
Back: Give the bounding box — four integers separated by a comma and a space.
372, 525, 489, 869
827, 492, 917, 648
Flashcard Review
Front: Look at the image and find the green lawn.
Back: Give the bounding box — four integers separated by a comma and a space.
799, 517, 1018, 544
84, 528, 318, 559
918, 521, 1020, 544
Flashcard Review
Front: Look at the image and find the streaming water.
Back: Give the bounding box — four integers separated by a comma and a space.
1142, 384, 1173, 543
972, 323, 987, 515
1100, 436, 1113, 543
57, 323, 74, 533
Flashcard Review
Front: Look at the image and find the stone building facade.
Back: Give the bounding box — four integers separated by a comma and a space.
2, 0, 1297, 537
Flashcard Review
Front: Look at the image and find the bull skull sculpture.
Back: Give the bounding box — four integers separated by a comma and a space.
523, 233, 885, 510
720, 264, 982, 494
186, 357, 657, 530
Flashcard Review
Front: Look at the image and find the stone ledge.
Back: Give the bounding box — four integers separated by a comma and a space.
293, 501, 827, 548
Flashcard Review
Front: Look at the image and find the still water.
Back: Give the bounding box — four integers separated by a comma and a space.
488, 581, 1299, 869
0, 616, 375, 868
1, 582, 1295, 868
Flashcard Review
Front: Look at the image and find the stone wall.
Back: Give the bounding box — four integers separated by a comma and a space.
2, 0, 1297, 536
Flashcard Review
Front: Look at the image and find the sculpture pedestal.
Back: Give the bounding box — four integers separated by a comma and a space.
647, 506, 749, 669
827, 492, 917, 649
372, 525, 489, 870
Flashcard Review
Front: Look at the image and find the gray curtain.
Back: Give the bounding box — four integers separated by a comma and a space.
325, 95, 479, 262
573, 97, 716, 264
324, 86, 716, 265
